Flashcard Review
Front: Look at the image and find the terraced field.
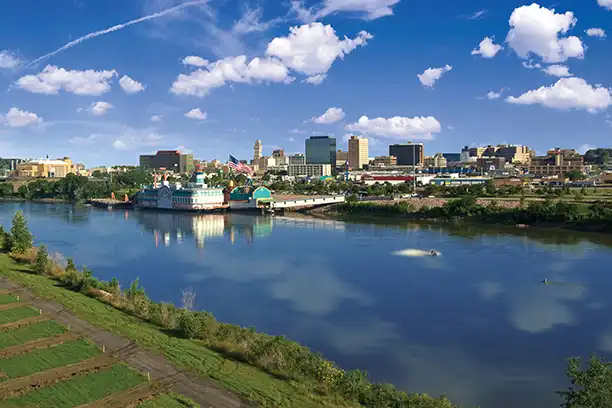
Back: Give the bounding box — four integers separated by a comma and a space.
0, 292, 199, 408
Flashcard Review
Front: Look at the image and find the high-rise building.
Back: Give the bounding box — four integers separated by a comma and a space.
424, 153, 448, 168
254, 140, 262, 161
139, 150, 194, 173
336, 150, 348, 167
389, 142, 424, 166
288, 154, 306, 165
272, 149, 284, 158
305, 136, 336, 167
348, 136, 369, 170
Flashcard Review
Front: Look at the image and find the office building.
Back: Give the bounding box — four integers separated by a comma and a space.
336, 150, 348, 167
287, 164, 332, 177
272, 149, 284, 158
16, 157, 74, 178
461, 144, 531, 164
288, 154, 306, 165
139, 150, 194, 173
306, 136, 336, 167
389, 142, 424, 166
442, 153, 461, 163
254, 140, 262, 161
476, 157, 506, 171
348, 136, 369, 170
528, 149, 584, 177
424, 153, 448, 168
371, 156, 397, 167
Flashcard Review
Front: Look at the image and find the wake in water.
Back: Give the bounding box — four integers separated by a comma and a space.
391, 249, 442, 257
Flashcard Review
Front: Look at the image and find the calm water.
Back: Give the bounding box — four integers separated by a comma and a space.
2, 202, 612, 408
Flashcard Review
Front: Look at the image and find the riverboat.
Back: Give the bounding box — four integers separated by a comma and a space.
135, 173, 227, 212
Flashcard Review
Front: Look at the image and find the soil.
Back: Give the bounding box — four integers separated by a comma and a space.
0, 277, 253, 408
0, 302, 31, 311
75, 380, 171, 408
0, 331, 80, 359
0, 315, 49, 330
0, 354, 118, 399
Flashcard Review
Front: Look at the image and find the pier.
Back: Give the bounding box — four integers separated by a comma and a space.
87, 199, 133, 210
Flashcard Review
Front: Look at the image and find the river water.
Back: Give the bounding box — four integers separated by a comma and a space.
1, 202, 612, 408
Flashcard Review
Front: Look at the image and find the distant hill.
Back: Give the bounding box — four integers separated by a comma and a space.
584, 148, 612, 165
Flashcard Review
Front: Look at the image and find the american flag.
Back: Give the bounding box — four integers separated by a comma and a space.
228, 154, 253, 175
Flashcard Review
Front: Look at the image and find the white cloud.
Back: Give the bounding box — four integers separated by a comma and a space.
303, 74, 327, 85
542, 64, 572, 77
0, 107, 43, 127
586, 28, 606, 38
598, 0, 612, 10
289, 128, 308, 134
185, 108, 207, 120
291, 0, 399, 21
468, 9, 487, 20
345, 115, 442, 139
232, 6, 281, 34
506, 77, 612, 113
69, 134, 98, 145
89, 101, 114, 116
417, 65, 452, 88
486, 89, 504, 100
312, 107, 345, 124
112, 139, 128, 150
471, 37, 502, 58
0, 50, 21, 69
182, 56, 209, 67
150, 115, 163, 122
522, 61, 542, 69
16, 65, 117, 95
506, 4, 585, 63
119, 75, 145, 93
266, 22, 372, 77
171, 55, 293, 97
111, 130, 164, 151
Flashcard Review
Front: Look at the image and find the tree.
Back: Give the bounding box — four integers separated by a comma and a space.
565, 170, 587, 181
33, 245, 49, 275
0, 182, 14, 197
9, 211, 33, 253
558, 355, 612, 408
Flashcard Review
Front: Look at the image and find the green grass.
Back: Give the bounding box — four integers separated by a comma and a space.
0, 254, 351, 408
0, 338, 101, 380
137, 393, 199, 408
0, 363, 145, 408
0, 295, 18, 305
0, 306, 39, 326
0, 321, 66, 349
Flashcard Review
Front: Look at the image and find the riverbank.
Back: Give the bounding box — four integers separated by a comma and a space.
0, 211, 457, 408
0, 197, 69, 203
306, 198, 612, 233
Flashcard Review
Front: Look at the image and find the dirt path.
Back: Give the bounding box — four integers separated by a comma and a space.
0, 302, 31, 311
0, 331, 80, 358
0, 277, 253, 408
0, 315, 49, 330
75, 378, 174, 408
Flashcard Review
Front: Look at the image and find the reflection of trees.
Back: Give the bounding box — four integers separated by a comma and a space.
26, 203, 91, 225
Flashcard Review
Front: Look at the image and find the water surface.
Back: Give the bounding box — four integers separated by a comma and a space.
2, 202, 612, 408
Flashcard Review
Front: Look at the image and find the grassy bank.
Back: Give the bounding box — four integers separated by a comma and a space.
0, 212, 456, 408
329, 197, 612, 232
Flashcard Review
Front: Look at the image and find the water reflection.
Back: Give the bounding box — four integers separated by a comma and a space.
3, 203, 612, 408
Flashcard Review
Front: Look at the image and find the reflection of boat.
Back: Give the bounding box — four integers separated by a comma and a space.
392, 248, 442, 257
135, 173, 227, 212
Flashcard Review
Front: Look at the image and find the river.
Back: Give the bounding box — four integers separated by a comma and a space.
1, 202, 612, 408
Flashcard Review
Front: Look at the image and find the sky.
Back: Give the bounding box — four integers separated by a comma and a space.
0, 0, 611, 166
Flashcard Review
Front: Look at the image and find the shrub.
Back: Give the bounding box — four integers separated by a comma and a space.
33, 245, 50, 275
179, 312, 203, 339
151, 302, 180, 329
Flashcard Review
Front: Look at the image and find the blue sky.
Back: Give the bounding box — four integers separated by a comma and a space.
0, 0, 611, 166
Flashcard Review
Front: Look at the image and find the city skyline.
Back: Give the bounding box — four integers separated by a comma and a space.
1, 1, 611, 166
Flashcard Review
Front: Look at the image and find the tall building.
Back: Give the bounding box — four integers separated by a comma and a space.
272, 149, 284, 158
139, 150, 194, 173
461, 144, 531, 164
389, 142, 424, 166
336, 150, 348, 167
305, 136, 336, 167
348, 136, 369, 170
528, 149, 584, 177
254, 140, 262, 161
424, 153, 447, 168
288, 153, 306, 165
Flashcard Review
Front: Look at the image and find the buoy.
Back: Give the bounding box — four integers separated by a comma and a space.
542, 278, 548, 284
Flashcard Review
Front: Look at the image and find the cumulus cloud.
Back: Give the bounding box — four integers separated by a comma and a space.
266, 22, 372, 77
417, 65, 452, 88
486, 89, 504, 100
542, 64, 572, 77
89, 101, 113, 116
506, 77, 612, 113
0, 107, 43, 127
16, 65, 117, 95
311, 107, 345, 124
304, 74, 327, 85
471, 37, 502, 58
0, 50, 21, 69
119, 75, 145, 93
290, 0, 399, 21
345, 115, 442, 139
598, 0, 612, 10
112, 130, 163, 151
185, 108, 207, 120
506, 4, 585, 63
182, 56, 209, 67
171, 55, 293, 97
522, 61, 542, 69
586, 28, 606, 38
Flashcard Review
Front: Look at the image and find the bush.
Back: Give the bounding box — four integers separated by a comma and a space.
9, 210, 33, 253
179, 312, 203, 339
33, 245, 49, 275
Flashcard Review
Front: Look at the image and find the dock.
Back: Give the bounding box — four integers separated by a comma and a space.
268, 195, 345, 210
87, 199, 133, 210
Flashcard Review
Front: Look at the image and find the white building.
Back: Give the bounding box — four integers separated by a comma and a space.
287, 164, 332, 177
